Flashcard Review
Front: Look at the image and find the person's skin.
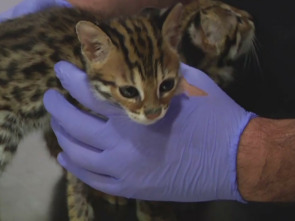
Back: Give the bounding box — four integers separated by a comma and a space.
67, 0, 192, 16
238, 118, 295, 202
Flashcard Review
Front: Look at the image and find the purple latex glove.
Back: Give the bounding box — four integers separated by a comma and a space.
43, 61, 255, 202
0, 0, 71, 22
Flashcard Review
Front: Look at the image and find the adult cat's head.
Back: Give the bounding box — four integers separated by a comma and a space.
180, 0, 255, 87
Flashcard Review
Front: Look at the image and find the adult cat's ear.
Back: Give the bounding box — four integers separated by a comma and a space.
162, 3, 183, 49
76, 21, 113, 63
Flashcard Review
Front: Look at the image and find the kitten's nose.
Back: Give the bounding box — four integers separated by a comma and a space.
144, 108, 162, 120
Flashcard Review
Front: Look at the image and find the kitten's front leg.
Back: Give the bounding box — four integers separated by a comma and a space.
0, 111, 23, 174
43, 126, 94, 220
67, 172, 94, 221
43, 126, 62, 158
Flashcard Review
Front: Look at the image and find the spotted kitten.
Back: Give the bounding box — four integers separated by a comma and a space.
0, 4, 184, 165
0, 3, 183, 221
0, 0, 255, 220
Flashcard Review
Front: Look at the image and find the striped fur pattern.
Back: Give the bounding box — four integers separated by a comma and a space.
0, 1, 255, 220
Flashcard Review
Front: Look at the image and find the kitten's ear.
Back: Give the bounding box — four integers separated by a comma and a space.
162, 3, 183, 49
200, 13, 227, 48
76, 21, 113, 63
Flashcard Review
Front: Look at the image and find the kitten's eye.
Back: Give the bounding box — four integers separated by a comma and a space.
119, 86, 139, 98
160, 79, 175, 93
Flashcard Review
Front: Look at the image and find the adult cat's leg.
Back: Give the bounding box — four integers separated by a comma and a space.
67, 172, 94, 221
0, 111, 23, 174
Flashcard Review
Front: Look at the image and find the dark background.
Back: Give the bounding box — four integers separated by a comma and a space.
224, 0, 295, 119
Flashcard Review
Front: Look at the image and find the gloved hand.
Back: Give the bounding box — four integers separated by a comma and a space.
0, 0, 71, 22
43, 61, 255, 202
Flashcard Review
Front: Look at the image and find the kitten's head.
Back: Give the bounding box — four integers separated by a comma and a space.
180, 0, 255, 86
76, 4, 183, 124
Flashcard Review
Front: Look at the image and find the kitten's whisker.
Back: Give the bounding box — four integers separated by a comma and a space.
253, 35, 262, 52
251, 37, 262, 73
243, 51, 249, 69
243, 41, 253, 69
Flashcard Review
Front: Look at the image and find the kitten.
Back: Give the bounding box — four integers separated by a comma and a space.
0, 3, 183, 221
0, 0, 255, 220
0, 3, 183, 219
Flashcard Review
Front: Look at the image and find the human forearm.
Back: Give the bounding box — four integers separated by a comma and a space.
237, 117, 295, 202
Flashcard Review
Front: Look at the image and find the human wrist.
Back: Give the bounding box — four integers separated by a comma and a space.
237, 117, 295, 202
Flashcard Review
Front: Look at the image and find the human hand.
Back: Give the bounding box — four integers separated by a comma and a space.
44, 61, 255, 202
0, 0, 71, 22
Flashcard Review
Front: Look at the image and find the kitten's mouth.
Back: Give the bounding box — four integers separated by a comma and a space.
144, 108, 162, 120
127, 107, 167, 125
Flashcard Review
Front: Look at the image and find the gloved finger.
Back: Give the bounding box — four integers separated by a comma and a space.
0, 0, 71, 22
44, 90, 120, 148
52, 119, 120, 176
54, 61, 123, 117
58, 153, 121, 195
